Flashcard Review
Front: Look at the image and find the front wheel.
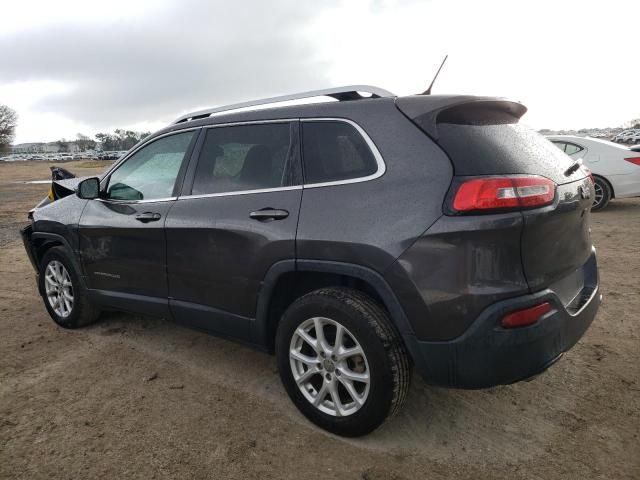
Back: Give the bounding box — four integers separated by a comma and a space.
276, 287, 411, 437
39, 246, 100, 328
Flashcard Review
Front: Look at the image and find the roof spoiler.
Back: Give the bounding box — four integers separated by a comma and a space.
396, 95, 527, 140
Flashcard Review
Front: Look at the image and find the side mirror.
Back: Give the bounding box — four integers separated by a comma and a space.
77, 177, 101, 199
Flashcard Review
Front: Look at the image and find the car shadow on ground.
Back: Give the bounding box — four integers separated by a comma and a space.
595, 199, 640, 213
87, 311, 581, 462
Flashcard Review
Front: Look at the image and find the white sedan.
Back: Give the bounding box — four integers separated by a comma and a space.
547, 135, 640, 210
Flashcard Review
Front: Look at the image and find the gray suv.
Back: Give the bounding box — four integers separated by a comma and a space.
21, 85, 600, 436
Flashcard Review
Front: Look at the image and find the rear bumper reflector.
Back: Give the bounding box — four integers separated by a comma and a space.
501, 302, 553, 329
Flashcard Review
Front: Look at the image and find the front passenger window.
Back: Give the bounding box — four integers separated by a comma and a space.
106, 131, 196, 201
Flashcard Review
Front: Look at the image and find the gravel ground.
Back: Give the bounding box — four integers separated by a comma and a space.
1, 161, 639, 479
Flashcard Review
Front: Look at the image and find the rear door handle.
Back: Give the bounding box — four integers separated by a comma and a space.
249, 208, 289, 221
135, 212, 162, 223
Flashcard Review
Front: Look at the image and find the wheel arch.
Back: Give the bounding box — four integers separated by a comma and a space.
30, 232, 87, 291
593, 174, 615, 199
254, 260, 418, 357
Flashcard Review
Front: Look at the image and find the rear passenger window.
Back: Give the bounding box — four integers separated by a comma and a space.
564, 143, 583, 155
302, 121, 378, 184
192, 123, 294, 195
552, 141, 583, 156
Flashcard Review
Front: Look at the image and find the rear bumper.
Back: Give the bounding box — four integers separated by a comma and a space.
408, 249, 600, 388
605, 172, 640, 199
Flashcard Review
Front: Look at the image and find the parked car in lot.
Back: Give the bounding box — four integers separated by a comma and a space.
547, 135, 640, 210
21, 86, 600, 436
612, 129, 640, 144
97, 151, 119, 160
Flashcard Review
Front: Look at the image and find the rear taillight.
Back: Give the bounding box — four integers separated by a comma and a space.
624, 157, 640, 166
581, 165, 595, 184
452, 175, 556, 213
501, 302, 552, 329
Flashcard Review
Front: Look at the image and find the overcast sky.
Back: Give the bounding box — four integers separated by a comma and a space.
1, 0, 638, 144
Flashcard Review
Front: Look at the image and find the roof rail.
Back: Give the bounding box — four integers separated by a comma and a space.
172, 85, 395, 124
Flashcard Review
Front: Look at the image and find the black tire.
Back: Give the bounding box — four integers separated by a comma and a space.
38, 246, 100, 329
276, 287, 411, 437
592, 177, 611, 211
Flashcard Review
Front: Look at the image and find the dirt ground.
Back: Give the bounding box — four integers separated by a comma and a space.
1, 161, 638, 480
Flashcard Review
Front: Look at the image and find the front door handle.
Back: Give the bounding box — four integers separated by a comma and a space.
249, 208, 289, 221
135, 212, 161, 223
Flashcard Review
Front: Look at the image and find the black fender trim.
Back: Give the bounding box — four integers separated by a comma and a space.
20, 225, 38, 272
29, 231, 88, 293
253, 259, 424, 368
252, 259, 297, 347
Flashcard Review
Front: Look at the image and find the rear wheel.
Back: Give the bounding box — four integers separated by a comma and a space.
39, 247, 100, 328
592, 177, 611, 211
276, 287, 410, 437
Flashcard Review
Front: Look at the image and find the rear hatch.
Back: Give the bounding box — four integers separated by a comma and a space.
396, 95, 594, 293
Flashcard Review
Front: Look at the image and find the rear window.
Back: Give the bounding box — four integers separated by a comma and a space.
436, 122, 576, 184
301, 121, 377, 184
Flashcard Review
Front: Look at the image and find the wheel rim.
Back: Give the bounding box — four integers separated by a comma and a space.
593, 182, 604, 208
44, 260, 74, 318
289, 317, 370, 417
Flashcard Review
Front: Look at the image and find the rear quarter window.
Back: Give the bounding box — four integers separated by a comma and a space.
301, 121, 378, 184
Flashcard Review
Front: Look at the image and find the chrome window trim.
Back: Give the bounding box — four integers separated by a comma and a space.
179, 185, 302, 200
175, 117, 385, 199
201, 118, 298, 130
98, 117, 385, 203
96, 196, 177, 205
300, 117, 386, 189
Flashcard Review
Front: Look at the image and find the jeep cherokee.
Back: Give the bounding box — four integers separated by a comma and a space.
21, 85, 600, 437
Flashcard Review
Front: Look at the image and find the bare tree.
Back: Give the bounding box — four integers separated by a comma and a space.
623, 118, 640, 129
0, 105, 18, 152
57, 138, 70, 153
95, 130, 150, 151
76, 133, 96, 152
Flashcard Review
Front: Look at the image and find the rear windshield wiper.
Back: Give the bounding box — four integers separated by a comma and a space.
564, 158, 583, 177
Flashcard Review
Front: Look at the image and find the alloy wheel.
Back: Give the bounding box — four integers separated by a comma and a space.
289, 317, 370, 417
44, 260, 74, 318
593, 182, 603, 209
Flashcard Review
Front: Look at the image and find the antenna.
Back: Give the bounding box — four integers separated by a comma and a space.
422, 55, 448, 95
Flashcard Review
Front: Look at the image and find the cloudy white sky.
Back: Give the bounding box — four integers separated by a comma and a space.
1, 0, 638, 144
